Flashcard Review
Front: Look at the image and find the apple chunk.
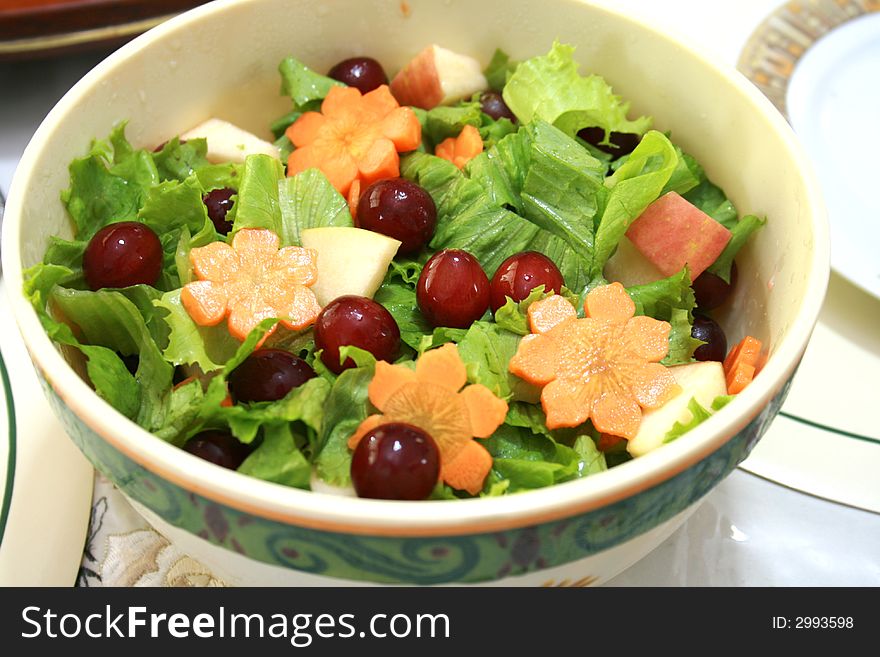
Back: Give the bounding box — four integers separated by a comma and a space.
391, 44, 488, 110
604, 235, 666, 287
627, 361, 728, 457
180, 118, 280, 164
625, 191, 731, 281
300, 227, 401, 306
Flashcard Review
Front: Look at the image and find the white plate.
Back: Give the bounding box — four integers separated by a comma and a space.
786, 12, 880, 300
738, 0, 880, 300
0, 280, 94, 586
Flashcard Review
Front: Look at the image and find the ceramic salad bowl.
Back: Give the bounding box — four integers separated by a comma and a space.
1, 0, 827, 585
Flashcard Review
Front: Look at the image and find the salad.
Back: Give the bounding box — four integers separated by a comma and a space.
24, 42, 765, 501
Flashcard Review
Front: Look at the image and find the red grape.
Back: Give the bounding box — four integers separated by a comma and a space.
417, 249, 490, 328
314, 296, 401, 373
183, 430, 251, 470
692, 315, 728, 362
356, 178, 436, 254
83, 221, 163, 290
489, 251, 564, 313
480, 91, 516, 121
228, 348, 316, 403
577, 126, 640, 158
203, 187, 236, 235
693, 262, 738, 310
327, 57, 388, 94
350, 422, 440, 500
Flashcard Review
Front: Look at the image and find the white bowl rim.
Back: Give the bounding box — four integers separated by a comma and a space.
1, 0, 829, 537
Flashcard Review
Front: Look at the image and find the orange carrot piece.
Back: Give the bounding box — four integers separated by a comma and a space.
349, 342, 507, 495
288, 141, 358, 196
527, 293, 577, 334
509, 283, 678, 437
285, 83, 421, 196
454, 124, 483, 160
414, 343, 467, 392
434, 138, 455, 162
183, 228, 320, 342
356, 137, 399, 187
286, 111, 326, 148
379, 106, 422, 152
726, 362, 756, 395
368, 360, 418, 410
459, 384, 509, 438
434, 124, 483, 169
723, 335, 762, 374
440, 440, 493, 496
585, 281, 635, 323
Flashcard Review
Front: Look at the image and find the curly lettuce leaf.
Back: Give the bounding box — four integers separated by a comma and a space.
455, 321, 522, 398
238, 424, 312, 489
229, 154, 285, 235
502, 42, 651, 140
61, 123, 157, 240
152, 137, 210, 182
153, 289, 240, 373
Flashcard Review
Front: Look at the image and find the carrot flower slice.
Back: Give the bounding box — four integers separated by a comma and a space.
285, 84, 421, 205
509, 284, 680, 438
349, 343, 508, 495
182, 228, 321, 342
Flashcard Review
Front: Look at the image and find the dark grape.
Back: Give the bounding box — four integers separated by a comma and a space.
693, 262, 738, 310
480, 91, 516, 121
228, 348, 316, 403
692, 315, 728, 362
203, 187, 236, 235
83, 221, 163, 290
577, 126, 640, 158
356, 178, 436, 254
417, 249, 490, 328
314, 296, 400, 373
350, 422, 440, 500
489, 251, 564, 313
183, 430, 251, 470
327, 57, 388, 94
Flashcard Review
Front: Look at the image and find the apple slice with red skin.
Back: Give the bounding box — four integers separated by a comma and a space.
625, 191, 732, 282
390, 45, 487, 110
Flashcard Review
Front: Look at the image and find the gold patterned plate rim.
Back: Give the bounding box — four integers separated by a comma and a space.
737, 0, 880, 118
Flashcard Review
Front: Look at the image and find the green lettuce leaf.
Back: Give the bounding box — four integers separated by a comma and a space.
229, 154, 285, 235
277, 168, 352, 246
49, 286, 174, 425
372, 259, 434, 351
313, 361, 375, 487
151, 137, 210, 182
279, 56, 345, 110
456, 321, 522, 398
154, 289, 240, 373
194, 162, 243, 191
663, 396, 718, 443
502, 42, 651, 139
707, 214, 765, 283
238, 424, 311, 489
681, 155, 738, 227
484, 48, 518, 91
61, 123, 157, 240
627, 268, 701, 365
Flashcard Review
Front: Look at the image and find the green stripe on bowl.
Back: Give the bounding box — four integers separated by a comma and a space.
0, 348, 17, 550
